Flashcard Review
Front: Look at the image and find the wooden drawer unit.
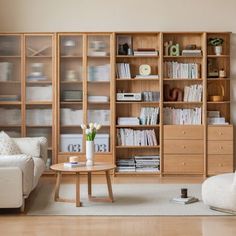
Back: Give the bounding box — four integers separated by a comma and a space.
164, 125, 204, 140
164, 155, 204, 174
208, 141, 233, 155
208, 155, 233, 175
208, 126, 233, 141
164, 140, 204, 154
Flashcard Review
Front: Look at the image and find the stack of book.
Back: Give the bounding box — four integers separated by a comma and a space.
207, 110, 229, 125
88, 96, 109, 103
140, 107, 159, 125
142, 91, 160, 102
135, 155, 160, 172
116, 63, 131, 78
0, 62, 12, 81
117, 117, 140, 125
182, 49, 202, 57
171, 196, 199, 204
163, 107, 202, 125
133, 48, 159, 56
117, 128, 158, 146
116, 158, 136, 172
183, 84, 203, 102
135, 74, 159, 79
164, 62, 200, 79
64, 162, 81, 168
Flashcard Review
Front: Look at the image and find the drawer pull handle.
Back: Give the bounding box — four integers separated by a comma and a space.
218, 163, 223, 167
220, 146, 223, 150
182, 162, 186, 166
219, 132, 223, 135
182, 131, 186, 135
183, 146, 186, 149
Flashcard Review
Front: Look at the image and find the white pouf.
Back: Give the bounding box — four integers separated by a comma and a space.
202, 172, 236, 213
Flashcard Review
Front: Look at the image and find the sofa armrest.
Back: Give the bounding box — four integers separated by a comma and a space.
0, 154, 34, 196
0, 167, 23, 208
13, 137, 48, 163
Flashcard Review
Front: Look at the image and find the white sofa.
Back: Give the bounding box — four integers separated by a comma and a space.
0, 137, 47, 211
202, 172, 236, 214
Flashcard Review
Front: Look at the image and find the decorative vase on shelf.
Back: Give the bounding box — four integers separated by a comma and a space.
86, 140, 94, 166
214, 45, 222, 56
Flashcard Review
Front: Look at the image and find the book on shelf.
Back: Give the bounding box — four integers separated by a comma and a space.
0, 62, 12, 81
207, 110, 228, 125
171, 196, 199, 205
88, 51, 108, 57
116, 63, 131, 78
182, 50, 202, 57
135, 75, 159, 79
183, 84, 203, 102
164, 62, 200, 79
133, 49, 159, 56
88, 96, 109, 103
140, 107, 159, 125
64, 162, 81, 168
163, 107, 202, 125
142, 91, 160, 102
117, 128, 158, 146
117, 117, 140, 125
88, 64, 110, 81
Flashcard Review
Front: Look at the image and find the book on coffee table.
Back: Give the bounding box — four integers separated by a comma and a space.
171, 196, 199, 204
64, 162, 81, 168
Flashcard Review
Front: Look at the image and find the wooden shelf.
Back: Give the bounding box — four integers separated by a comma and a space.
116, 125, 160, 128
60, 101, 83, 105
115, 171, 160, 175
163, 78, 202, 81
87, 55, 110, 58
0, 125, 21, 128
116, 55, 159, 58
116, 146, 160, 149
207, 101, 230, 104
207, 78, 230, 81
60, 55, 83, 58
26, 56, 52, 58
207, 55, 230, 58
26, 81, 52, 84
0, 55, 21, 58
116, 101, 159, 105
60, 81, 83, 84
0, 81, 21, 83
164, 55, 202, 59
116, 78, 159, 81
87, 81, 110, 83
26, 125, 52, 128
26, 101, 52, 105
163, 101, 202, 104
0, 101, 21, 105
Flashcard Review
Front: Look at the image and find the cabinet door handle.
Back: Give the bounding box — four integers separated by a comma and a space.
218, 163, 223, 167
182, 131, 186, 135
218, 132, 223, 136
182, 162, 186, 166
219, 146, 223, 150
183, 145, 186, 149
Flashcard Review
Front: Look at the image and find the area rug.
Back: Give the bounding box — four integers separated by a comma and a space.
27, 182, 227, 216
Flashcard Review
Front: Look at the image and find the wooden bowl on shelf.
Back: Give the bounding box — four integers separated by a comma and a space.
208, 83, 224, 102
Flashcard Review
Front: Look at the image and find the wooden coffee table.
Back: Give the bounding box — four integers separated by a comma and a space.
50, 162, 116, 207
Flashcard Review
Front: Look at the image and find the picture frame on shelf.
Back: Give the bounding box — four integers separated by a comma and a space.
116, 35, 132, 55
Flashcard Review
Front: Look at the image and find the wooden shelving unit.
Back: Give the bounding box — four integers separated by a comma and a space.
0, 31, 233, 177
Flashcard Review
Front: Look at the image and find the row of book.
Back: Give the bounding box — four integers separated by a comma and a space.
183, 84, 203, 102
117, 128, 158, 146
143, 91, 160, 102
0, 62, 12, 81
116, 63, 131, 78
164, 62, 200, 79
163, 107, 202, 125
140, 107, 159, 125
88, 64, 110, 81
116, 155, 160, 172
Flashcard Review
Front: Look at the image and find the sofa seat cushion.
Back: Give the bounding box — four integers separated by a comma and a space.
0, 154, 34, 196
32, 157, 45, 189
202, 173, 236, 212
0, 131, 21, 155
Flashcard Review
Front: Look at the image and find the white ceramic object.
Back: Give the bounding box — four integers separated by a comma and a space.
86, 140, 94, 166
214, 45, 222, 56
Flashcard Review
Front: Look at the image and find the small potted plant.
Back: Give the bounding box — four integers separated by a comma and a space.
208, 37, 224, 56
81, 123, 101, 166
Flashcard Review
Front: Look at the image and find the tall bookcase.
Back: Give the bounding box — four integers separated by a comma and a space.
0, 33, 56, 170
57, 33, 114, 164
0, 31, 233, 177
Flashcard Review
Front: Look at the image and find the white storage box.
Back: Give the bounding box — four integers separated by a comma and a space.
60, 134, 83, 152
26, 109, 52, 125
94, 134, 109, 152
26, 86, 52, 101
88, 110, 110, 125
0, 108, 21, 125
60, 109, 83, 125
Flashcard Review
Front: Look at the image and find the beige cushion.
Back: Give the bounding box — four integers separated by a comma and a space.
14, 138, 40, 158
0, 131, 21, 155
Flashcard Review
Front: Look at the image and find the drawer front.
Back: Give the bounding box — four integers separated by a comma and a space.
208, 155, 234, 175
164, 140, 204, 154
164, 125, 204, 140
208, 126, 233, 141
164, 155, 204, 174
208, 141, 233, 155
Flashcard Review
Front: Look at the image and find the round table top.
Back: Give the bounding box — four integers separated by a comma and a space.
50, 162, 116, 173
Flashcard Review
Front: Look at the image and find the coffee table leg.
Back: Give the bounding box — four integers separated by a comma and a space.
76, 173, 81, 207
88, 172, 92, 198
54, 171, 61, 201
105, 170, 114, 202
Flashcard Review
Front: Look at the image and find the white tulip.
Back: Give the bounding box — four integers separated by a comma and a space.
85, 129, 90, 135
96, 124, 102, 130
94, 123, 98, 129
89, 123, 94, 129
81, 124, 86, 129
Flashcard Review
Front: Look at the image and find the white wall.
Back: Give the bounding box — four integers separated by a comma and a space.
0, 0, 235, 164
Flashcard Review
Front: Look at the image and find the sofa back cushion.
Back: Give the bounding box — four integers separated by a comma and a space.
0, 131, 21, 155
14, 138, 41, 158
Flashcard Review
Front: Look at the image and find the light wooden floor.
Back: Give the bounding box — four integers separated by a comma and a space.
0, 176, 236, 236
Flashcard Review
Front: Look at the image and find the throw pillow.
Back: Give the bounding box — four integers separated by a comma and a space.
0, 131, 21, 155
13, 138, 40, 158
